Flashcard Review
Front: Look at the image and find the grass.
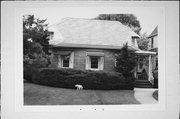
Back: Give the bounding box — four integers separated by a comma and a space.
152, 90, 158, 101
24, 83, 140, 105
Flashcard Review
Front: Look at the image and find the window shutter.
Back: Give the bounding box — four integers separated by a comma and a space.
58, 55, 62, 68
69, 52, 74, 68
114, 57, 117, 67
99, 57, 104, 70
86, 56, 90, 70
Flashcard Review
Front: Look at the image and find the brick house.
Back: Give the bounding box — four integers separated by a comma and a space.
48, 18, 140, 72
48, 18, 156, 87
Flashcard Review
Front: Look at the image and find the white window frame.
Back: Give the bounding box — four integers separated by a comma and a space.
61, 55, 70, 68
114, 57, 117, 67
57, 51, 74, 69
132, 38, 135, 45
86, 52, 104, 71
89, 56, 101, 70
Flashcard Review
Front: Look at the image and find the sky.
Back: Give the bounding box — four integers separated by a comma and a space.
23, 7, 163, 35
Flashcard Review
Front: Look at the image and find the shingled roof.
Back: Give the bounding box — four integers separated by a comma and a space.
49, 18, 140, 50
148, 26, 158, 38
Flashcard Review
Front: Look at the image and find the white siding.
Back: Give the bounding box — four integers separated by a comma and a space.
148, 35, 158, 50
69, 52, 74, 68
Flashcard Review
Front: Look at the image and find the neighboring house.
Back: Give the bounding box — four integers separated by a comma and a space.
148, 26, 158, 50
48, 18, 156, 88
134, 26, 158, 88
148, 26, 158, 71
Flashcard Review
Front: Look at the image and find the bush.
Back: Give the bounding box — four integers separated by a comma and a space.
24, 64, 39, 82
115, 43, 137, 78
32, 68, 134, 90
23, 53, 50, 82
153, 68, 158, 88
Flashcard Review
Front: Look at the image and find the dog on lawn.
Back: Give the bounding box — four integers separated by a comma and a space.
75, 84, 83, 90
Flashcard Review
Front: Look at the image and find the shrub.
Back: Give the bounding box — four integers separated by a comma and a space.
115, 43, 137, 78
32, 68, 134, 90
24, 64, 34, 82
153, 68, 158, 88
23, 54, 50, 82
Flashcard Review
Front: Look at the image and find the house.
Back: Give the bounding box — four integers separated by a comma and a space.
48, 18, 140, 72
48, 18, 156, 88
134, 26, 158, 88
148, 26, 158, 71
148, 26, 158, 87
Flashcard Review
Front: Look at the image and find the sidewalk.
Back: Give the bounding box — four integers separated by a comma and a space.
134, 88, 158, 104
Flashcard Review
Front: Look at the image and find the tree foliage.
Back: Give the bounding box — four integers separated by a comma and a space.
95, 14, 141, 34
23, 15, 50, 55
137, 33, 149, 51
115, 43, 137, 78
23, 15, 51, 70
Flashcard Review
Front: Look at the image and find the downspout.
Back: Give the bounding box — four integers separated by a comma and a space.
148, 55, 151, 81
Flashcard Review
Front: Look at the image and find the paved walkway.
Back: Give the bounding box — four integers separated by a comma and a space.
134, 88, 158, 104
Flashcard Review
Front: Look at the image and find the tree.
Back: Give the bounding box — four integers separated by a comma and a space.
115, 43, 137, 78
23, 15, 51, 81
94, 14, 141, 34
23, 15, 51, 66
137, 33, 149, 51
23, 15, 50, 55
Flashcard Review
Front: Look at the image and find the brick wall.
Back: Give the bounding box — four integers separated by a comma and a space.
50, 48, 118, 72
73, 49, 86, 70
103, 50, 116, 72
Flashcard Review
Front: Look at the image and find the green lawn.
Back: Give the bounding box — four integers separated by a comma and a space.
24, 83, 140, 105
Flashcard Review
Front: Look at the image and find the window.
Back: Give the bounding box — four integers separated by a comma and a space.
132, 38, 135, 45
114, 58, 117, 67
90, 56, 99, 69
139, 58, 144, 69
62, 55, 70, 68
151, 38, 154, 48
156, 57, 158, 68
86, 52, 104, 70
49, 32, 54, 40
57, 51, 74, 68
139, 62, 143, 69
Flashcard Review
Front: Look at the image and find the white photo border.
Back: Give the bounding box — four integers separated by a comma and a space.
1, 1, 179, 119
14, 4, 165, 112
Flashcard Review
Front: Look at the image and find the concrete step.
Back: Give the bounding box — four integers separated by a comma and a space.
135, 83, 152, 86
135, 80, 153, 88
135, 80, 151, 83
135, 85, 153, 88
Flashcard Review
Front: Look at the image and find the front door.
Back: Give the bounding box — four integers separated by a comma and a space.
137, 58, 148, 80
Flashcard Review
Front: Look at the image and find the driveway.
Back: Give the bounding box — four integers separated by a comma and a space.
24, 83, 140, 105
134, 88, 158, 104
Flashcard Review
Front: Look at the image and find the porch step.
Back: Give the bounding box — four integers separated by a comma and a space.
135, 80, 153, 88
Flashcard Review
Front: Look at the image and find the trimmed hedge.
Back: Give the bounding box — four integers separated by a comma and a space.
24, 64, 37, 82
32, 68, 135, 90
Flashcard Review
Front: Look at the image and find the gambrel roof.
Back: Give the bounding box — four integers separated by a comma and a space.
49, 18, 140, 50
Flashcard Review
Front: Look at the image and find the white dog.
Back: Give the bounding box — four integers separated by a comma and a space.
75, 84, 83, 90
